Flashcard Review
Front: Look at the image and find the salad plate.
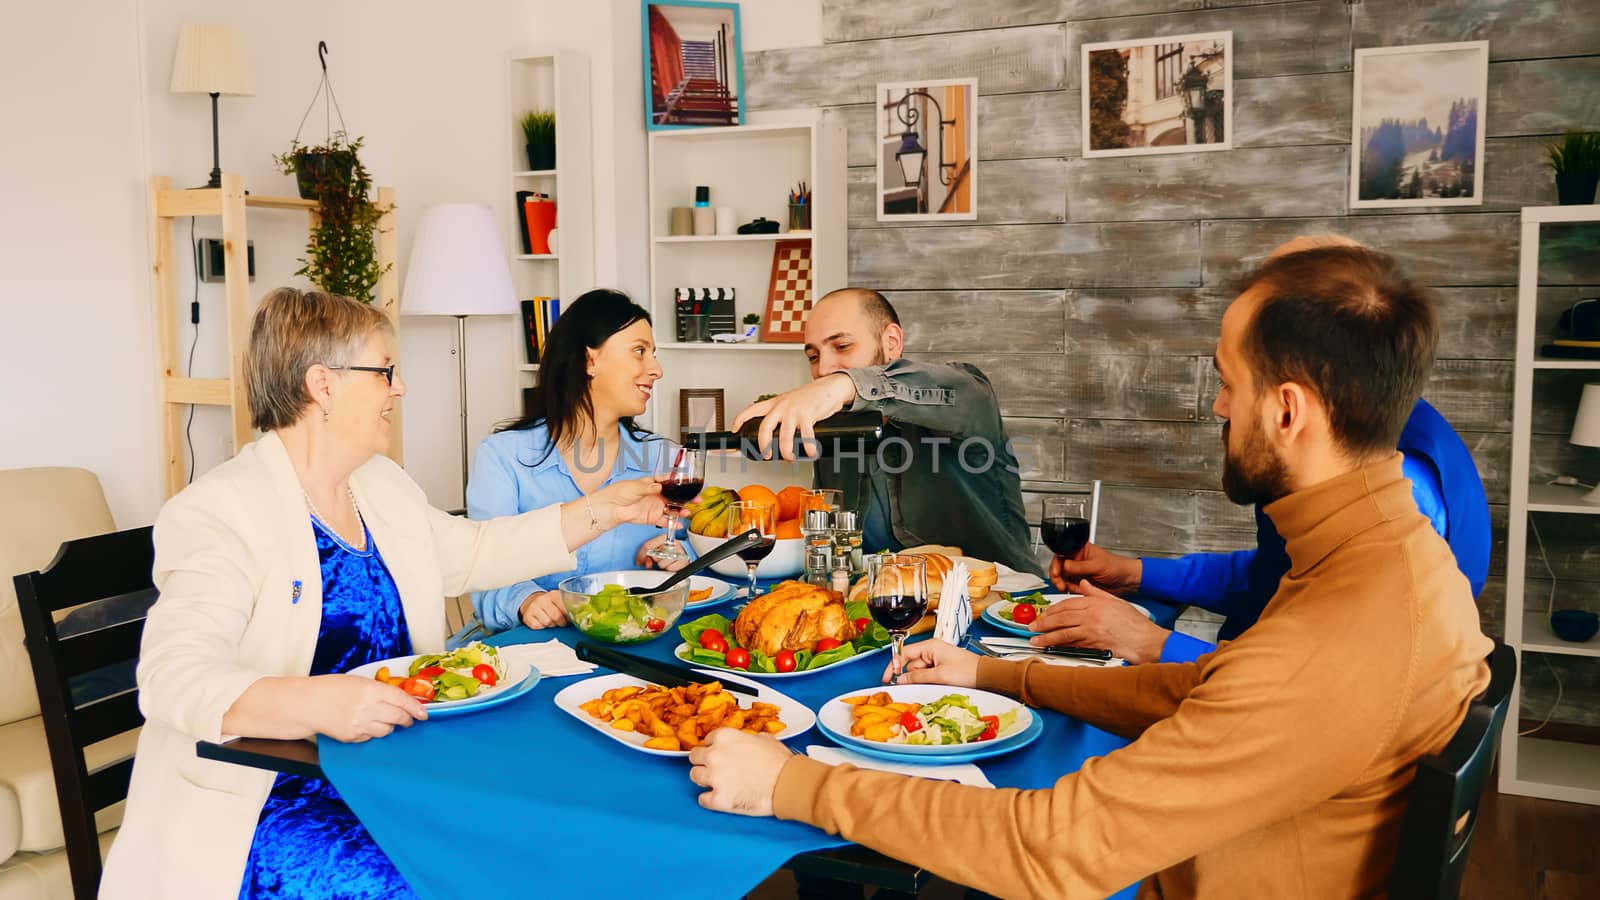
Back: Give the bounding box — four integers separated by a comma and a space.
552, 669, 815, 757
816, 684, 1040, 763
983, 593, 1154, 637
671, 638, 901, 679
348, 646, 539, 717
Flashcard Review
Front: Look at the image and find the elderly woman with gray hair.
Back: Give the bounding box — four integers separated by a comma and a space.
101, 288, 671, 899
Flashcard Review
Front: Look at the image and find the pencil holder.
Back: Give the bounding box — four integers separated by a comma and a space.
788, 202, 811, 232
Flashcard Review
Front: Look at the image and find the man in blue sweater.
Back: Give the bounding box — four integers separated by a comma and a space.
1036, 237, 1491, 664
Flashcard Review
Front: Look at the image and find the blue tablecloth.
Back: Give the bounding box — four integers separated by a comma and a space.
319, 595, 1141, 900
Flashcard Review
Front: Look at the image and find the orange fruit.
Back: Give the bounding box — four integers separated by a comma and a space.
776, 518, 803, 540
737, 485, 780, 509
777, 486, 809, 521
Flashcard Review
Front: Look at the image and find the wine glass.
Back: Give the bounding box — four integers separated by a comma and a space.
865, 554, 927, 683
1041, 494, 1093, 563
726, 501, 777, 599
647, 441, 703, 564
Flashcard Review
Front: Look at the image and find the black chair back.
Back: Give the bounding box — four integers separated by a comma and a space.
1389, 643, 1517, 900
13, 526, 156, 900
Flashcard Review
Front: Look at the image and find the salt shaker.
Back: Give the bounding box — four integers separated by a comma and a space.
804, 546, 834, 588
802, 508, 835, 555
831, 510, 864, 574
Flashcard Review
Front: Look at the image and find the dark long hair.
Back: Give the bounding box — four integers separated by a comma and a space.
497, 288, 657, 464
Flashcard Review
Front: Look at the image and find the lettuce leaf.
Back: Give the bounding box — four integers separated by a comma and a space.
677, 613, 732, 649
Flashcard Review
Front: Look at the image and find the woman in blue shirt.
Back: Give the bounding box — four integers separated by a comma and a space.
467, 289, 685, 633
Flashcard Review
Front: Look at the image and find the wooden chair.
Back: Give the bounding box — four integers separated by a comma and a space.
1389, 643, 1517, 900
13, 526, 155, 900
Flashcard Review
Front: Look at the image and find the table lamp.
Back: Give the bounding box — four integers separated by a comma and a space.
169, 24, 255, 189
1570, 383, 1600, 504
402, 204, 519, 506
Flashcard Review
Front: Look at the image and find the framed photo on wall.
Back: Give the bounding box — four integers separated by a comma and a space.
1081, 31, 1232, 158
643, 1, 744, 131
1351, 41, 1488, 209
875, 78, 978, 221
678, 388, 725, 443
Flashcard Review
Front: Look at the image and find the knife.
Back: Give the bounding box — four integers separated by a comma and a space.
978, 637, 1114, 662
574, 641, 760, 696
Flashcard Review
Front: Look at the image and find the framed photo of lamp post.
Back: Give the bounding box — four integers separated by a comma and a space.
643, 0, 745, 131
1081, 32, 1232, 158
1350, 41, 1488, 209
875, 78, 978, 221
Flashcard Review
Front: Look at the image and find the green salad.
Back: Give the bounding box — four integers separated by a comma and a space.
569, 583, 673, 643
897, 694, 1019, 745
996, 591, 1053, 622
677, 600, 892, 674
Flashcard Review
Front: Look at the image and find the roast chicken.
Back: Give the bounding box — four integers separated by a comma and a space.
732, 581, 858, 657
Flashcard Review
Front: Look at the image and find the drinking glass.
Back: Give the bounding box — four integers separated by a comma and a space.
647, 441, 703, 564
865, 554, 928, 683
1041, 494, 1093, 561
804, 488, 844, 514
726, 500, 777, 599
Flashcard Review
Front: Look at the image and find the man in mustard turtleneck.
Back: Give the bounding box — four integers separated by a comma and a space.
687, 242, 1494, 899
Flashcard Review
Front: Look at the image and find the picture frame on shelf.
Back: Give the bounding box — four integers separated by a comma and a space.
679, 388, 725, 443
762, 240, 812, 343
1081, 31, 1232, 158
643, 1, 744, 131
875, 77, 978, 220
1350, 41, 1488, 209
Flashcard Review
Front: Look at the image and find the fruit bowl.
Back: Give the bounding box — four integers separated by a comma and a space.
687, 531, 805, 579
558, 571, 688, 644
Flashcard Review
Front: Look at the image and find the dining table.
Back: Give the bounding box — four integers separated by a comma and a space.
198, 579, 1180, 900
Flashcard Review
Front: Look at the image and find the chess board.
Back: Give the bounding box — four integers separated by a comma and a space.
762, 240, 812, 343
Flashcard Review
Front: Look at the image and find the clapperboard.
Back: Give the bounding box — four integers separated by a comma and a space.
675, 287, 736, 340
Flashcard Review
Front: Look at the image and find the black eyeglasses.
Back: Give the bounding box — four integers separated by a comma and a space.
328, 364, 396, 385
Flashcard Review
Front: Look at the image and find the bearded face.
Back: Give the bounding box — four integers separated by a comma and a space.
1220, 412, 1291, 506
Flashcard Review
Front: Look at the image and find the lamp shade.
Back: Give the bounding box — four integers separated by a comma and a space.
402, 204, 519, 317
169, 24, 254, 95
1571, 384, 1600, 448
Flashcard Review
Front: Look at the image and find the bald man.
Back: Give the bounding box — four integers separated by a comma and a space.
731, 288, 1040, 575
1036, 236, 1491, 663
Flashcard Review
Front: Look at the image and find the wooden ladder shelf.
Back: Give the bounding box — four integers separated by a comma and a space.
147, 173, 400, 498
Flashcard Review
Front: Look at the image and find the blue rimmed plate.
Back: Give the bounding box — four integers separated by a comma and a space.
346, 655, 540, 717
814, 684, 1041, 764
983, 594, 1153, 637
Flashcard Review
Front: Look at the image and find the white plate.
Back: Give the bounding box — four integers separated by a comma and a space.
987, 594, 1154, 633
816, 684, 1032, 756
552, 669, 815, 757
347, 653, 534, 712
672, 639, 898, 679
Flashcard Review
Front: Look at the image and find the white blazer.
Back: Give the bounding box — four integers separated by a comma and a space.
100, 432, 577, 898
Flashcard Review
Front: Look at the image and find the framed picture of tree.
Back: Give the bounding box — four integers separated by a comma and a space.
1081, 32, 1232, 158
1350, 41, 1488, 209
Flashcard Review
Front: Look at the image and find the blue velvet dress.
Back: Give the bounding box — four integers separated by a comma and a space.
238, 517, 419, 899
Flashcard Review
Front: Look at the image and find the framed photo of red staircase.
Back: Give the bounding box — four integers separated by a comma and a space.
643, 1, 745, 131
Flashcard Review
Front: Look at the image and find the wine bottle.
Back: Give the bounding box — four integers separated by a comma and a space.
683, 409, 886, 459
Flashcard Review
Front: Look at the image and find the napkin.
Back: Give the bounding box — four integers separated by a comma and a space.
933, 560, 971, 645
978, 637, 1125, 667
496, 639, 598, 677
805, 745, 994, 788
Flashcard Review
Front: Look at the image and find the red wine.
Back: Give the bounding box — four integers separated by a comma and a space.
736, 537, 776, 563
869, 593, 928, 632
1041, 516, 1090, 557
660, 477, 703, 507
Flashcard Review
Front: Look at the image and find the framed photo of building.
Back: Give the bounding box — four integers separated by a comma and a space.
678, 388, 725, 443
1351, 41, 1488, 209
875, 78, 978, 221
1081, 32, 1232, 158
643, 1, 744, 131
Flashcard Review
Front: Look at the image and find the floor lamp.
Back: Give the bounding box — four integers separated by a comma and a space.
402, 204, 519, 507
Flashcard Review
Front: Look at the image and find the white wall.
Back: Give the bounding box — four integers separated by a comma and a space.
0, 0, 822, 526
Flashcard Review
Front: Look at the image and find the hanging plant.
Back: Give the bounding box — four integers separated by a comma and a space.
272, 42, 391, 301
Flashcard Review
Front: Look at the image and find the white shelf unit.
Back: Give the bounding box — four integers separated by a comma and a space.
646, 119, 846, 491
1500, 203, 1600, 807
507, 49, 593, 397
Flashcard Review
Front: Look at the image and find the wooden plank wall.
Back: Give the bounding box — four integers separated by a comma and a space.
745, 0, 1600, 726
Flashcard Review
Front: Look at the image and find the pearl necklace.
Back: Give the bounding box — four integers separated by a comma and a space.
303, 486, 366, 550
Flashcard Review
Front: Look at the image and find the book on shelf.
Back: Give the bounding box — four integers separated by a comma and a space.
522, 194, 556, 255
520, 299, 540, 364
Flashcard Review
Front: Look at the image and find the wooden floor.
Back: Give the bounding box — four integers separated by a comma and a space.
749, 786, 1600, 898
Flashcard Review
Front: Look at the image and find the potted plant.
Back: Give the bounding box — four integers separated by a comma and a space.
274, 132, 391, 300
520, 110, 556, 171
1548, 130, 1600, 205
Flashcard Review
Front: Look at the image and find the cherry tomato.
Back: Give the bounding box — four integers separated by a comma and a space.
899, 710, 922, 732
725, 647, 751, 670
853, 617, 871, 633
775, 650, 797, 673
815, 638, 842, 653
1011, 603, 1038, 626
471, 664, 498, 687
699, 630, 729, 654
401, 677, 436, 702
646, 617, 666, 633
418, 666, 445, 678
978, 714, 1000, 741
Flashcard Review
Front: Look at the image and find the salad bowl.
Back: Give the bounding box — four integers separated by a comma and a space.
559, 570, 689, 644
